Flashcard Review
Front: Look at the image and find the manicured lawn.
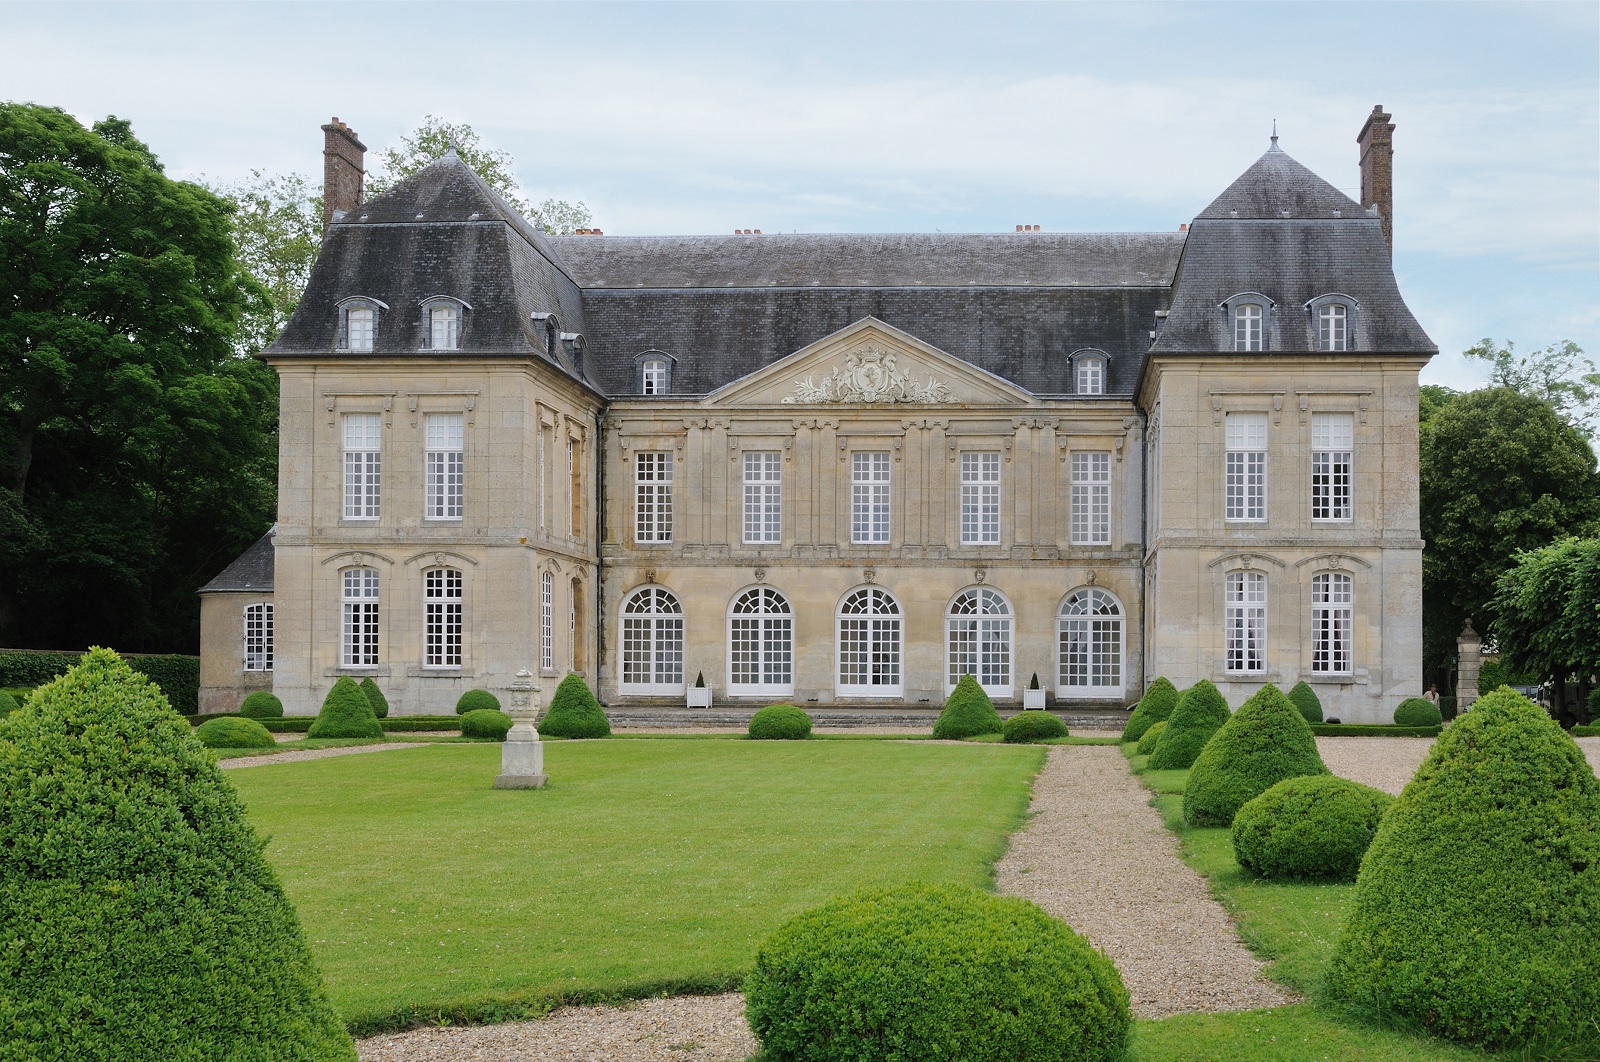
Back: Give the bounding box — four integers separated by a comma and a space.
230, 739, 1043, 1032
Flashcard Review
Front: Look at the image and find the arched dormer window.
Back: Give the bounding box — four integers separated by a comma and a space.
531, 312, 560, 358
337, 296, 388, 352
1070, 350, 1108, 395
420, 296, 471, 351
1219, 292, 1275, 352
1304, 294, 1359, 352
635, 350, 675, 395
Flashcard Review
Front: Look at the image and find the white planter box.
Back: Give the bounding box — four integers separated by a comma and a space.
686, 687, 713, 709
1022, 688, 1047, 710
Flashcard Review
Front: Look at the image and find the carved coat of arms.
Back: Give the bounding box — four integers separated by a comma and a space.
781, 347, 952, 404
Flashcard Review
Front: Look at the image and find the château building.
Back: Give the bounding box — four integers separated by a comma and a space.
199, 107, 1432, 724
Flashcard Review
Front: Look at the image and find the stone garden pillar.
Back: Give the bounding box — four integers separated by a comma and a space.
1456, 622, 1482, 712
494, 668, 547, 789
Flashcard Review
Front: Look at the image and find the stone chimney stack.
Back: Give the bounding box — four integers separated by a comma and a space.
1357, 104, 1394, 257
321, 117, 366, 233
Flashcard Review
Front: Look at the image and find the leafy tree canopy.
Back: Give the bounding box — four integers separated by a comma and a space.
1464, 337, 1600, 437
1491, 536, 1600, 725
204, 169, 321, 355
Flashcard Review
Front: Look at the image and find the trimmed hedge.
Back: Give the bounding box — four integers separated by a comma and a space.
1231, 775, 1393, 880
0, 691, 17, 716
456, 688, 501, 715
1134, 720, 1167, 756
0, 648, 355, 1059
1184, 683, 1328, 827
1310, 723, 1441, 738
1327, 688, 1600, 1051
540, 674, 611, 739
1121, 676, 1179, 742
238, 691, 283, 719
0, 650, 200, 714
1287, 680, 1323, 723
307, 677, 384, 740
749, 704, 813, 740
1394, 696, 1443, 727
1147, 680, 1230, 770
1574, 724, 1599, 737
359, 677, 390, 719
1439, 695, 1458, 720
1003, 711, 1068, 743
460, 709, 513, 741
932, 674, 1003, 739
195, 716, 277, 750
744, 881, 1131, 1062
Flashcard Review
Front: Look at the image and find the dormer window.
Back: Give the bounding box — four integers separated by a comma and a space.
1235, 305, 1263, 351
1072, 352, 1107, 395
336, 297, 388, 352
1306, 294, 1359, 352
637, 351, 674, 395
421, 296, 471, 351
1220, 293, 1274, 352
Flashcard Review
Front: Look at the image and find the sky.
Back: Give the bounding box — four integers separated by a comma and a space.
3, 1, 1595, 389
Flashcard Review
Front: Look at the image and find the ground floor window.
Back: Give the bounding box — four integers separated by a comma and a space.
837, 587, 902, 697
341, 567, 380, 667
947, 587, 1011, 696
1058, 588, 1123, 697
424, 567, 462, 667
1312, 572, 1353, 675
621, 586, 684, 693
244, 602, 273, 671
729, 587, 793, 695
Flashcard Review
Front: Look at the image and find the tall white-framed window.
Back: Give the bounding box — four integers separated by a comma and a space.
424, 567, 462, 668
1312, 572, 1353, 675
851, 452, 890, 544
1076, 357, 1105, 395
540, 569, 554, 672
728, 587, 793, 696
959, 452, 1001, 545
243, 603, 273, 672
946, 587, 1012, 696
641, 356, 670, 395
341, 567, 380, 667
1234, 304, 1263, 351
425, 413, 464, 520
620, 586, 684, 693
1225, 570, 1267, 674
1058, 588, 1123, 697
345, 306, 375, 351
743, 452, 782, 544
343, 413, 382, 520
1225, 412, 1267, 522
837, 587, 902, 697
1311, 413, 1353, 522
635, 452, 673, 543
1317, 304, 1348, 351
1070, 451, 1111, 545
429, 304, 461, 350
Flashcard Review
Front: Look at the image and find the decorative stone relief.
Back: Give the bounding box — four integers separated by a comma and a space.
782, 347, 952, 404
754, 568, 767, 583
863, 567, 876, 584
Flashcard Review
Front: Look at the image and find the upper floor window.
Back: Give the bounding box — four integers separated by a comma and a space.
343, 413, 381, 520
1225, 412, 1267, 522
960, 452, 1000, 545
1311, 413, 1353, 522
1318, 305, 1347, 351
422, 297, 468, 350
337, 297, 386, 351
341, 567, 380, 667
639, 354, 672, 395
569, 438, 582, 536
1234, 304, 1263, 351
1075, 355, 1106, 395
1070, 451, 1111, 545
851, 452, 891, 544
635, 451, 673, 543
743, 451, 782, 544
423, 567, 462, 668
425, 413, 464, 520
243, 603, 273, 672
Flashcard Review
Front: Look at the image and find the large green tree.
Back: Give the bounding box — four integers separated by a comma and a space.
0, 103, 274, 651
206, 168, 321, 355
1491, 537, 1599, 724
1464, 337, 1600, 437
1420, 386, 1600, 685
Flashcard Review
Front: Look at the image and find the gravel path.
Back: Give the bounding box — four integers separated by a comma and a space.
1320, 734, 1600, 795
995, 745, 1292, 1018
219, 742, 430, 769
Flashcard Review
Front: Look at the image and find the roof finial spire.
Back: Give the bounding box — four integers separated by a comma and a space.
446, 132, 459, 157
1271, 118, 1278, 148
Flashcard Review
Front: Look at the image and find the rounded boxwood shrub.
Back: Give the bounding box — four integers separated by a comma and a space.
539, 673, 611, 738
0, 690, 18, 715
1287, 680, 1323, 723
307, 676, 384, 740
1147, 680, 1230, 770
1393, 696, 1442, 727
1327, 688, 1600, 1051
0, 648, 356, 1060
749, 704, 812, 740
1003, 711, 1069, 743
238, 690, 283, 719
1121, 676, 1179, 742
745, 881, 1130, 1062
195, 716, 276, 750
358, 677, 389, 719
1231, 775, 1393, 880
460, 708, 513, 741
932, 674, 1003, 739
1183, 683, 1328, 827
1135, 719, 1167, 756
456, 688, 501, 715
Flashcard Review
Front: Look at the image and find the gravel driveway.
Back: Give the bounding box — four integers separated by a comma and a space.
1319, 734, 1600, 795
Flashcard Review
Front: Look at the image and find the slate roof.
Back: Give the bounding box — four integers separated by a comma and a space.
1198, 140, 1366, 220
200, 530, 275, 594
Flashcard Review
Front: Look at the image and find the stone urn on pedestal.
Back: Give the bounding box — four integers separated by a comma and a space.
494, 668, 547, 789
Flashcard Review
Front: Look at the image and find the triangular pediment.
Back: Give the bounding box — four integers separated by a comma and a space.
705, 318, 1037, 408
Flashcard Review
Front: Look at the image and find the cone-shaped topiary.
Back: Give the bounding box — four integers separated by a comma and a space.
749, 704, 813, 740
460, 708, 513, 741
1393, 696, 1442, 727
1002, 711, 1068, 743
1327, 689, 1600, 1051
1121, 677, 1179, 742
307, 676, 384, 739
1147, 680, 1231, 770
1135, 719, 1167, 756
456, 688, 501, 715
195, 716, 276, 750
238, 690, 283, 719
1287, 680, 1323, 723
745, 881, 1131, 1062
358, 677, 389, 719
540, 673, 611, 738
1183, 683, 1327, 827
0, 649, 356, 1060
1231, 775, 1392, 880
932, 674, 1003, 739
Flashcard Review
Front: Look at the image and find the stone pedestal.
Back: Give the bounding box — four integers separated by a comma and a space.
494, 668, 547, 789
1456, 622, 1482, 712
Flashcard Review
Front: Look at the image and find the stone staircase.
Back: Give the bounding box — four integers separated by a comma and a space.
603, 704, 1131, 731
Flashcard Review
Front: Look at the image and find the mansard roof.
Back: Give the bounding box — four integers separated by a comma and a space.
1197, 140, 1365, 220
200, 529, 275, 594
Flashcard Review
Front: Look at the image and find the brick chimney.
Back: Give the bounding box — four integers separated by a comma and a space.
321, 117, 366, 232
1357, 104, 1394, 256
